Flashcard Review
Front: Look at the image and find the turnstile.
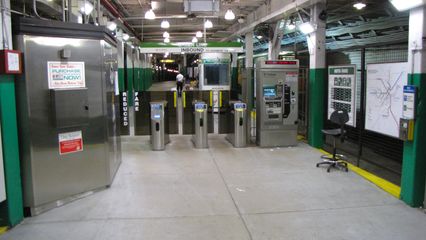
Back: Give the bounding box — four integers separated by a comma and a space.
192, 101, 208, 148
150, 101, 170, 150
226, 101, 247, 147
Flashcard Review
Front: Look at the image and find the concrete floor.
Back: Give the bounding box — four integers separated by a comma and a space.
2, 135, 426, 240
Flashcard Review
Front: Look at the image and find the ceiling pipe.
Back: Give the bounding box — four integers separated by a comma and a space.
100, 0, 141, 40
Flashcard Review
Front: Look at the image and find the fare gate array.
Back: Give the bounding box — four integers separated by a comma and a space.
129, 90, 248, 150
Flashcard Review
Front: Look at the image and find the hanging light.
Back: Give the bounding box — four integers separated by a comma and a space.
224, 9, 235, 20
204, 19, 213, 28
196, 31, 203, 38
287, 17, 296, 30
192, 37, 198, 43
122, 33, 130, 41
161, 20, 170, 29
353, 1, 367, 10
164, 38, 170, 43
145, 9, 156, 19
80, 2, 94, 15
298, 22, 316, 34
107, 21, 117, 31
163, 31, 170, 38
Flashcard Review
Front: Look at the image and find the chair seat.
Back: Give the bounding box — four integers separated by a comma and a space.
321, 128, 342, 136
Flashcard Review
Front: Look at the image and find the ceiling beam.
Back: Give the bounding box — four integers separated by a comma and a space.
220, 0, 316, 41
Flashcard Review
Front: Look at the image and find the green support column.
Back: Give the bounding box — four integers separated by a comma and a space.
400, 6, 426, 207
308, 68, 326, 147
401, 73, 426, 206
0, 75, 24, 226
307, 1, 326, 148
118, 68, 125, 92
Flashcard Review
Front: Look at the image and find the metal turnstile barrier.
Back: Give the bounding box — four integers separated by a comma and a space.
226, 101, 247, 147
192, 101, 208, 148
150, 101, 170, 150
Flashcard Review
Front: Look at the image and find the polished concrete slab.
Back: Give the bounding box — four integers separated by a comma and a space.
1, 135, 425, 240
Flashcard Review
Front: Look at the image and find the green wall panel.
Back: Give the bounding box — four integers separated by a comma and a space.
0, 75, 24, 227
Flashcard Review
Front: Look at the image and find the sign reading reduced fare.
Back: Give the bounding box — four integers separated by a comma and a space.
58, 131, 83, 155
47, 61, 86, 89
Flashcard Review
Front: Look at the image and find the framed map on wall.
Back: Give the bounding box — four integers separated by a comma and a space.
365, 62, 408, 138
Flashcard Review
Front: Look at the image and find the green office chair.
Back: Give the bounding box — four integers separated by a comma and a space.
316, 109, 349, 172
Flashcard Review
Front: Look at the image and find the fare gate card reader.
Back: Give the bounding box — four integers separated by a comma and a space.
400, 85, 416, 141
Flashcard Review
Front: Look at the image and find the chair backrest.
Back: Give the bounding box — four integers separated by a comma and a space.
330, 109, 349, 126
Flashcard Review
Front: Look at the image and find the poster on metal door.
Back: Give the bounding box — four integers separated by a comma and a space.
328, 65, 357, 127
58, 130, 83, 155
47, 61, 86, 89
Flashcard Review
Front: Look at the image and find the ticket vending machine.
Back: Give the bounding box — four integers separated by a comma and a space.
256, 60, 299, 147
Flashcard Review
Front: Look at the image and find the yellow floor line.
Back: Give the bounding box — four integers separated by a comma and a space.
0, 226, 8, 235
318, 149, 401, 199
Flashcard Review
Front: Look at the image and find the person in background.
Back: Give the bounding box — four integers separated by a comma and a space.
176, 72, 184, 97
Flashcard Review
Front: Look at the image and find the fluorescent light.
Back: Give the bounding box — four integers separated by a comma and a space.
298, 22, 316, 34
107, 22, 117, 31
163, 31, 170, 38
192, 37, 198, 43
224, 9, 235, 20
353, 2, 366, 10
122, 34, 130, 41
164, 38, 170, 43
161, 20, 170, 29
196, 31, 203, 38
145, 9, 156, 19
80, 2, 94, 15
204, 20, 213, 28
390, 0, 424, 11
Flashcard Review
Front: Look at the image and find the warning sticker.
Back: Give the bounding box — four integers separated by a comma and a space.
58, 131, 83, 155
48, 61, 85, 89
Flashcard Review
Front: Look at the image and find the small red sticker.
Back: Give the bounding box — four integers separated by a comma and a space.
58, 131, 83, 155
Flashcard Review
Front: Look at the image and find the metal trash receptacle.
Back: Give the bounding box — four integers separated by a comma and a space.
192, 101, 208, 148
226, 101, 247, 148
150, 101, 170, 150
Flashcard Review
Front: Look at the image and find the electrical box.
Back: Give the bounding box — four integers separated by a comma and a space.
0, 49, 22, 74
399, 85, 417, 141
51, 88, 89, 128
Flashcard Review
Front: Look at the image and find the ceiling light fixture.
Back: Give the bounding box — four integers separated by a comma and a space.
287, 17, 296, 30
256, 35, 263, 40
192, 37, 198, 43
389, 0, 425, 11
106, 21, 117, 31
145, 9, 156, 20
353, 2, 367, 10
161, 20, 170, 29
80, 2, 94, 15
164, 38, 170, 43
196, 31, 203, 38
204, 19, 213, 28
224, 9, 235, 20
163, 31, 170, 38
122, 33, 130, 41
298, 22, 316, 34
237, 16, 245, 24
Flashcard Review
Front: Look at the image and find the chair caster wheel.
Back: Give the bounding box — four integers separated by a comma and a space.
345, 168, 348, 172
327, 168, 331, 173
316, 164, 320, 167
